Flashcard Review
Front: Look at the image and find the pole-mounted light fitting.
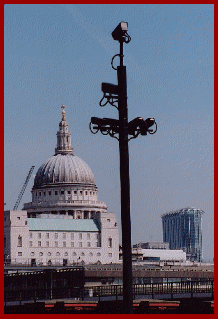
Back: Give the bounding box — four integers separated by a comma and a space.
102, 82, 119, 95
99, 83, 119, 108
144, 118, 155, 128
90, 116, 157, 139
112, 22, 130, 43
128, 117, 143, 137
128, 117, 157, 137
90, 117, 119, 128
89, 117, 120, 136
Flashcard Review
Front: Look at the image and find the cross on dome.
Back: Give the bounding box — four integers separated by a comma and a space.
61, 104, 66, 120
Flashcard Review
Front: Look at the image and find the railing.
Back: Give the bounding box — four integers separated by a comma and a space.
4, 280, 214, 304
4, 259, 86, 267
87, 281, 214, 300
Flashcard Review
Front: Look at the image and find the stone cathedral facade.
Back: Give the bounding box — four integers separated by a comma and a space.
4, 106, 119, 266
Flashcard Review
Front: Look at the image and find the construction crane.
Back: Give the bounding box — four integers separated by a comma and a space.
13, 166, 35, 210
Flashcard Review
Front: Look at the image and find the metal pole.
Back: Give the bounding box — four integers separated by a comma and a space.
90, 21, 157, 313
117, 38, 133, 314
212, 280, 214, 299
50, 269, 53, 300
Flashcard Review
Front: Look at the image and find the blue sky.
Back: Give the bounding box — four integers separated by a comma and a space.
4, 4, 214, 261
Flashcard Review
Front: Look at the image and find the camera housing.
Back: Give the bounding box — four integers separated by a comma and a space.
112, 22, 128, 41
101, 83, 119, 95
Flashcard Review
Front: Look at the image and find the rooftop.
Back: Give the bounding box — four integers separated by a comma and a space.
161, 207, 205, 218
28, 218, 100, 232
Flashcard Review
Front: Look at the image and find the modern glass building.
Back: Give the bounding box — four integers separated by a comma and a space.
162, 207, 204, 262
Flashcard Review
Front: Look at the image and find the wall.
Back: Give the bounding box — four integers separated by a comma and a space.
141, 248, 186, 261
4, 210, 120, 265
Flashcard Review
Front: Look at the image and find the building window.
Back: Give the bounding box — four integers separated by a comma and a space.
79, 233, 82, 240
18, 252, 22, 256
87, 242, 91, 247
80, 191, 82, 194
46, 233, 49, 239
61, 191, 64, 195
81, 252, 85, 256
39, 192, 41, 196
63, 233, 66, 239
56, 252, 60, 257
108, 237, 112, 248
91, 212, 95, 219
38, 241, 41, 247
29, 241, 33, 247
44, 192, 46, 196
63, 241, 66, 247
49, 191, 51, 195
71, 233, 74, 240
87, 233, 90, 239
25, 220, 28, 225
97, 252, 101, 256
55, 191, 58, 195
39, 252, 43, 256
55, 241, 58, 247
64, 252, 68, 257
73, 252, 77, 256
55, 233, 58, 239
67, 190, 71, 194
109, 253, 112, 257
38, 233, 41, 239
17, 217, 20, 220
89, 252, 93, 256
79, 242, 82, 248
18, 236, 22, 247
71, 242, 74, 248
74, 191, 77, 194
30, 232, 33, 238
46, 241, 49, 247
48, 252, 51, 256
107, 219, 110, 222
85, 191, 88, 195
84, 211, 89, 219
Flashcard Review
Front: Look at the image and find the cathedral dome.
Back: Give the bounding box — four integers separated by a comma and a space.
33, 154, 96, 188
33, 105, 96, 189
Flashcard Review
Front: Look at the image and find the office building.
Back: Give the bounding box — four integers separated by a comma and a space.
162, 207, 204, 262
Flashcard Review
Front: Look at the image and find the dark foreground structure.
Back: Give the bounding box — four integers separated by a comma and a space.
89, 21, 157, 313
4, 299, 214, 314
4, 264, 214, 314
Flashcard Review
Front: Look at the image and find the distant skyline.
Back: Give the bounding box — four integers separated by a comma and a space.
4, 4, 214, 261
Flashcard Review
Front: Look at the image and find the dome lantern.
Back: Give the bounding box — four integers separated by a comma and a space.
55, 105, 74, 155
